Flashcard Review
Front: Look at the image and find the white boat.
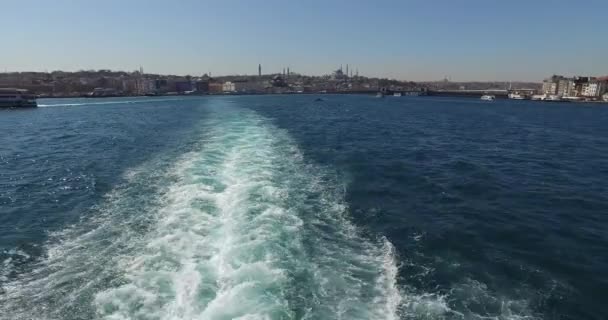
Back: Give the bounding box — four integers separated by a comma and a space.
508, 93, 526, 100
375, 92, 384, 98
0, 88, 37, 108
393, 92, 402, 97
531, 94, 563, 102
480, 95, 495, 101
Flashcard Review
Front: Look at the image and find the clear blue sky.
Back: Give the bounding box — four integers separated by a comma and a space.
2, 0, 606, 81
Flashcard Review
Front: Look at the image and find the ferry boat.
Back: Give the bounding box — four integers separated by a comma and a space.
404, 91, 425, 96
480, 95, 495, 101
530, 94, 564, 102
0, 88, 38, 108
508, 93, 526, 100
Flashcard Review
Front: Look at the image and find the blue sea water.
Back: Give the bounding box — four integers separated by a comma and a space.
1, 95, 607, 320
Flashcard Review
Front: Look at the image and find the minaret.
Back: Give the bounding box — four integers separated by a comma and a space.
287, 67, 290, 77
346, 64, 349, 78
258, 64, 262, 77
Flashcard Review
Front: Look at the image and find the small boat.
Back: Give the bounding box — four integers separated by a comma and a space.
480, 95, 495, 101
508, 93, 526, 100
375, 92, 384, 98
314, 98, 325, 102
393, 92, 402, 97
546, 95, 563, 102
0, 88, 37, 108
530, 94, 563, 102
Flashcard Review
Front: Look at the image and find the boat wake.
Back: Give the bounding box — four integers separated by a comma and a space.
0, 104, 403, 319
37, 98, 189, 108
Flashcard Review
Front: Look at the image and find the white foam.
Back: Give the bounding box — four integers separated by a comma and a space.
1, 104, 405, 320
373, 239, 403, 320
446, 278, 539, 320
37, 97, 190, 108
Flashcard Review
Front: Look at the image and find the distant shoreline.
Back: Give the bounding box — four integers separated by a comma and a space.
37, 92, 608, 104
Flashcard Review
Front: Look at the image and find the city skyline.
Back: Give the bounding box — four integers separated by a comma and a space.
2, 0, 607, 82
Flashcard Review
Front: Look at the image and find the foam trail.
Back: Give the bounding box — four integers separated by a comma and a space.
37, 97, 190, 107
0, 103, 402, 320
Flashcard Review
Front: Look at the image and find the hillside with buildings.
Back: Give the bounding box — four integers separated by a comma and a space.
0, 66, 427, 97
541, 75, 608, 101
3, 67, 606, 102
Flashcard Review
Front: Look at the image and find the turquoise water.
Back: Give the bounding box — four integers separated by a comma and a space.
1, 96, 607, 319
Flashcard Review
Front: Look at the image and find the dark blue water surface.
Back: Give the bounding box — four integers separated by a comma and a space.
1, 95, 607, 320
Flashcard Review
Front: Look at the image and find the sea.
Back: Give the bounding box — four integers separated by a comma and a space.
1, 95, 607, 320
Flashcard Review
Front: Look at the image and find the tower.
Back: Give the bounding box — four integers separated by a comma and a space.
258, 64, 262, 77
287, 67, 290, 78
346, 64, 349, 78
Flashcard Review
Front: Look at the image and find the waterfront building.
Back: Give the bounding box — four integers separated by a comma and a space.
557, 78, 575, 97
222, 81, 236, 92
122, 79, 137, 93
572, 76, 591, 97
271, 75, 286, 87
542, 75, 563, 95
195, 80, 209, 93
136, 79, 155, 95
540, 75, 607, 98
175, 81, 193, 93
155, 79, 168, 92
581, 80, 606, 97
233, 80, 265, 93
208, 82, 223, 94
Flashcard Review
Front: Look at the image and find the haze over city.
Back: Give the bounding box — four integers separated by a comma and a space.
2, 0, 607, 81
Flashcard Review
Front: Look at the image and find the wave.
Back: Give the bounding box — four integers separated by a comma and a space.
0, 103, 403, 319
